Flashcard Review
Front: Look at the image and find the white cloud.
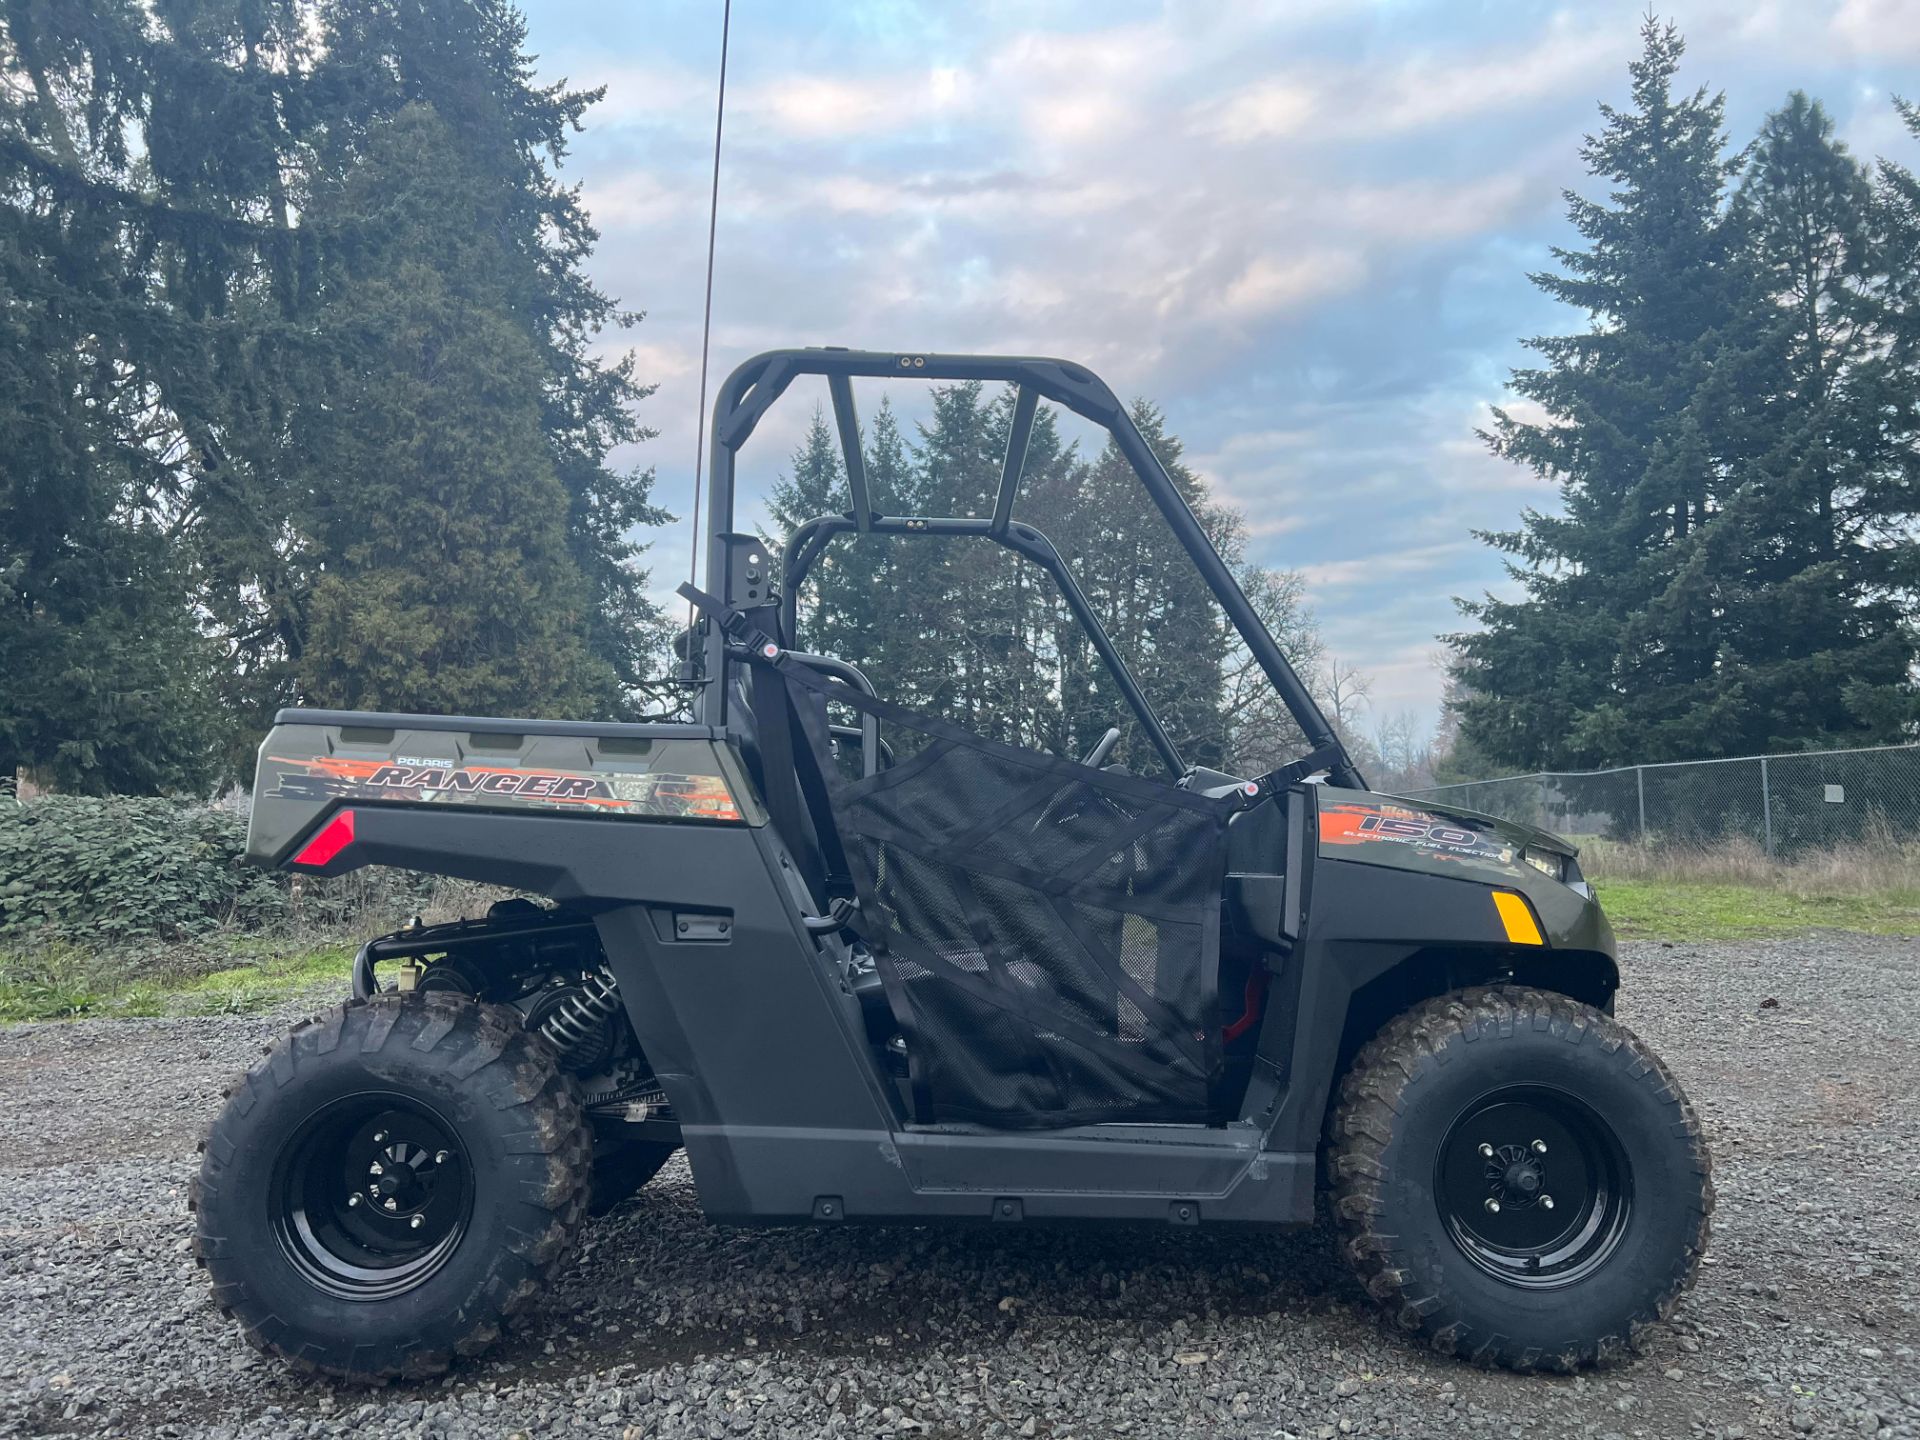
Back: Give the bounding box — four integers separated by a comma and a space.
1351, 641, 1453, 719
1192, 78, 1318, 142
1299, 541, 1478, 591
578, 170, 698, 228
1197, 16, 1619, 144
1720, 0, 1920, 64
751, 75, 902, 138
1219, 252, 1368, 318
1351, 26, 1615, 136
1830, 0, 1920, 60
556, 59, 714, 123
1327, 173, 1541, 243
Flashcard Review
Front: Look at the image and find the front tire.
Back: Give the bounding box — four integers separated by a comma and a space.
1329, 985, 1711, 1371
191, 993, 592, 1382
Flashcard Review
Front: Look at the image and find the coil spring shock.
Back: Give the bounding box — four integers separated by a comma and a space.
538, 968, 622, 1067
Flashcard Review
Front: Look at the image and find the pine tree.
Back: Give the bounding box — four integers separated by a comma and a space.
1711, 93, 1919, 747
1451, 19, 1755, 769
0, 0, 227, 792
310, 0, 673, 695
289, 106, 612, 717
1874, 98, 1920, 572
899, 384, 1084, 749
766, 406, 851, 644
765, 397, 921, 687
1041, 401, 1233, 768
1, 0, 673, 787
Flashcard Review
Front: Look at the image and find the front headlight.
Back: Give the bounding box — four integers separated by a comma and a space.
1522, 846, 1564, 880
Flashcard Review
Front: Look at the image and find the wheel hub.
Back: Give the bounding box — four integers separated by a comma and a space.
1436, 1088, 1632, 1289
361, 1136, 447, 1214
1491, 1148, 1546, 1206
271, 1093, 473, 1300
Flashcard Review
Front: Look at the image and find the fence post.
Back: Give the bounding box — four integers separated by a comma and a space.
1760, 756, 1774, 858
1636, 767, 1647, 844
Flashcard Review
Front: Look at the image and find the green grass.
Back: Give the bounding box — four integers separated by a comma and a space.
0, 939, 352, 1023
1594, 877, 1920, 941
168, 945, 354, 1015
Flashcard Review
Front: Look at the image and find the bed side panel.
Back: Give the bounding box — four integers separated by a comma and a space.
247, 718, 761, 866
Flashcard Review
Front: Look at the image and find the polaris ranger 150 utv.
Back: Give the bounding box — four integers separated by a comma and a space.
195, 349, 1710, 1381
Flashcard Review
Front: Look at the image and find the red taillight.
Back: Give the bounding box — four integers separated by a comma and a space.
291, 809, 356, 868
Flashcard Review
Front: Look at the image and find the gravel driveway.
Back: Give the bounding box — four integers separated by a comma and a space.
2, 935, 1916, 1440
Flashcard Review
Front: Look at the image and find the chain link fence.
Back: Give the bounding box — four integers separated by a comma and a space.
1401, 743, 1920, 856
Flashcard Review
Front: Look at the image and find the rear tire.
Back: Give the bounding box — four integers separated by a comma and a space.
1329, 985, 1711, 1371
191, 993, 592, 1383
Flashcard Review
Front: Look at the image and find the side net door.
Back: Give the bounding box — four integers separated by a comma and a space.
780, 659, 1234, 1129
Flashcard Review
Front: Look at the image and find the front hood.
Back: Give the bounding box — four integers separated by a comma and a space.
1315, 790, 1576, 887
1384, 793, 1577, 857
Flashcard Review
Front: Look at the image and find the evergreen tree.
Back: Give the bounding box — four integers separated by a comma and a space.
1874, 99, 1920, 534
290, 106, 613, 717
1452, 20, 1760, 769
766, 406, 852, 643
1, 0, 671, 788
766, 397, 918, 688
1712, 93, 1918, 747
310, 0, 672, 695
1043, 401, 1233, 768
200, 0, 668, 737
0, 0, 227, 792
763, 380, 1335, 777
902, 384, 1080, 749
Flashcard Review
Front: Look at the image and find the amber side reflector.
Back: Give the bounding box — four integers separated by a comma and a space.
1492, 890, 1544, 946
291, 809, 356, 868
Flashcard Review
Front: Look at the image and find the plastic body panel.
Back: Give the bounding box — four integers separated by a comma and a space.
248, 712, 761, 865
259, 749, 1625, 1229
256, 706, 1623, 1234
1231, 787, 1619, 1155
272, 799, 1321, 1226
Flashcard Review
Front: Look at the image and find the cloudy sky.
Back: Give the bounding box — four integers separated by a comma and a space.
514, 0, 1918, 732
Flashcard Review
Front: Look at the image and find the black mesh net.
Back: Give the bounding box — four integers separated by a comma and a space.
779, 660, 1231, 1128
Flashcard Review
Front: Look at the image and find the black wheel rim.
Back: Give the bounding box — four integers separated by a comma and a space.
1435, 1085, 1632, 1289
271, 1091, 473, 1301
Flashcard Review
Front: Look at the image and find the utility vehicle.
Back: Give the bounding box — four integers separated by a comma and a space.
194, 349, 1711, 1382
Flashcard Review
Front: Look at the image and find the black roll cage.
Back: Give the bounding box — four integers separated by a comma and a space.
699, 347, 1362, 789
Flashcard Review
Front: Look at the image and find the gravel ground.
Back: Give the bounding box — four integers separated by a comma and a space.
1, 935, 1916, 1440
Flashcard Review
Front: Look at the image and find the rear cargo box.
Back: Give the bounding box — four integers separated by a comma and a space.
248, 709, 760, 866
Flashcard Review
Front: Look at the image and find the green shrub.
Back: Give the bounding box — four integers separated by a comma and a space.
0, 794, 289, 941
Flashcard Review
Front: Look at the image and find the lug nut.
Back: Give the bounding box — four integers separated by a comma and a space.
369, 1161, 383, 1175
1477, 1143, 1494, 1158
373, 1131, 387, 1144
384, 1198, 397, 1211
1532, 1139, 1547, 1155
348, 1194, 361, 1207
1540, 1195, 1555, 1210
410, 1215, 424, 1229
435, 1150, 449, 1164
1484, 1198, 1501, 1214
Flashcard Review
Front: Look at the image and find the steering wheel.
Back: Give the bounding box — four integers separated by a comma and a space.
1080, 725, 1122, 769
1030, 724, 1126, 835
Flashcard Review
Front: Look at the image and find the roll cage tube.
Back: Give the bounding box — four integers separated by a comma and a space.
697, 348, 1364, 790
